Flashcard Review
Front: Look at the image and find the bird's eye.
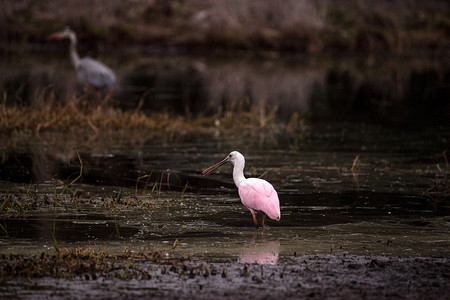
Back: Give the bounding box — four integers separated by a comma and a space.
229, 154, 232, 158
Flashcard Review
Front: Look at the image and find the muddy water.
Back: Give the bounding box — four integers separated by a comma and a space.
1, 123, 449, 260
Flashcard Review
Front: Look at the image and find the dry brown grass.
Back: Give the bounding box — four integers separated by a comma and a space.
0, 91, 286, 134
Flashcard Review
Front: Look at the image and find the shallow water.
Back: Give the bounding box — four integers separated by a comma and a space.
1, 123, 449, 260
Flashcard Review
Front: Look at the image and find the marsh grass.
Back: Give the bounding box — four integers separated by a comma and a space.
0, 221, 7, 235
0, 246, 167, 281
0, 165, 190, 215
0, 241, 210, 282
52, 220, 60, 255
0, 188, 178, 216
0, 194, 44, 213
0, 148, 86, 214
0, 90, 287, 133
0, 143, 190, 214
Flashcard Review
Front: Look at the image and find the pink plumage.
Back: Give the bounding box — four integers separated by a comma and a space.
238, 178, 280, 221
202, 151, 281, 227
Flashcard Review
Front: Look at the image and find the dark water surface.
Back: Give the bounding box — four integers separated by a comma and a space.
1, 46, 449, 124
1, 123, 449, 260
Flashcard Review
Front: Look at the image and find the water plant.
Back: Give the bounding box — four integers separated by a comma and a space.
62, 149, 83, 194
52, 220, 60, 255
0, 221, 7, 235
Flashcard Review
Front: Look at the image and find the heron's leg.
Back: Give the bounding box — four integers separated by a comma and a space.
250, 209, 258, 228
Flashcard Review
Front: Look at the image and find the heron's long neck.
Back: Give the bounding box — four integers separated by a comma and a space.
69, 34, 80, 68
232, 161, 246, 188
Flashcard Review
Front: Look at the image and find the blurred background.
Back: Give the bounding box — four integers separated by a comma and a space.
0, 0, 449, 125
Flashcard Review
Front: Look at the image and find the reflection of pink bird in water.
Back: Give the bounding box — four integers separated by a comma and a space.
202, 151, 281, 227
238, 239, 280, 265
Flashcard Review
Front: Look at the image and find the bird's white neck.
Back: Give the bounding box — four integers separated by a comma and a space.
69, 33, 80, 68
232, 160, 246, 188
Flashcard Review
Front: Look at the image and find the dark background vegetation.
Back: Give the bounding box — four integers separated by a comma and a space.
1, 0, 449, 55
0, 0, 449, 130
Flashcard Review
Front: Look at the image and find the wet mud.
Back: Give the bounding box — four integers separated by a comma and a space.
1, 252, 448, 299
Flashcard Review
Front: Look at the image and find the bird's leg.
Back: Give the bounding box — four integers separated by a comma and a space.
250, 209, 259, 228
262, 214, 266, 228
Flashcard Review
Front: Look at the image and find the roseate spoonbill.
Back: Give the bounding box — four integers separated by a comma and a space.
202, 151, 281, 227
48, 27, 116, 89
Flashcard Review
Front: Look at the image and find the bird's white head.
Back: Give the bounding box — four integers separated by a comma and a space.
227, 151, 245, 166
47, 27, 76, 42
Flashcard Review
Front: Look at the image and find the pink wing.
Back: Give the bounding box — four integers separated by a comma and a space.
238, 178, 281, 221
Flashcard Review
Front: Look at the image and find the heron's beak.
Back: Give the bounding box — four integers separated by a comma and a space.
47, 32, 61, 40
202, 157, 230, 175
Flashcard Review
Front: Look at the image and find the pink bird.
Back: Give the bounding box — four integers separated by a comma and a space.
202, 151, 281, 227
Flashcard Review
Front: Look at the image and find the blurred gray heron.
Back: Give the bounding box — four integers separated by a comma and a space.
48, 27, 116, 90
